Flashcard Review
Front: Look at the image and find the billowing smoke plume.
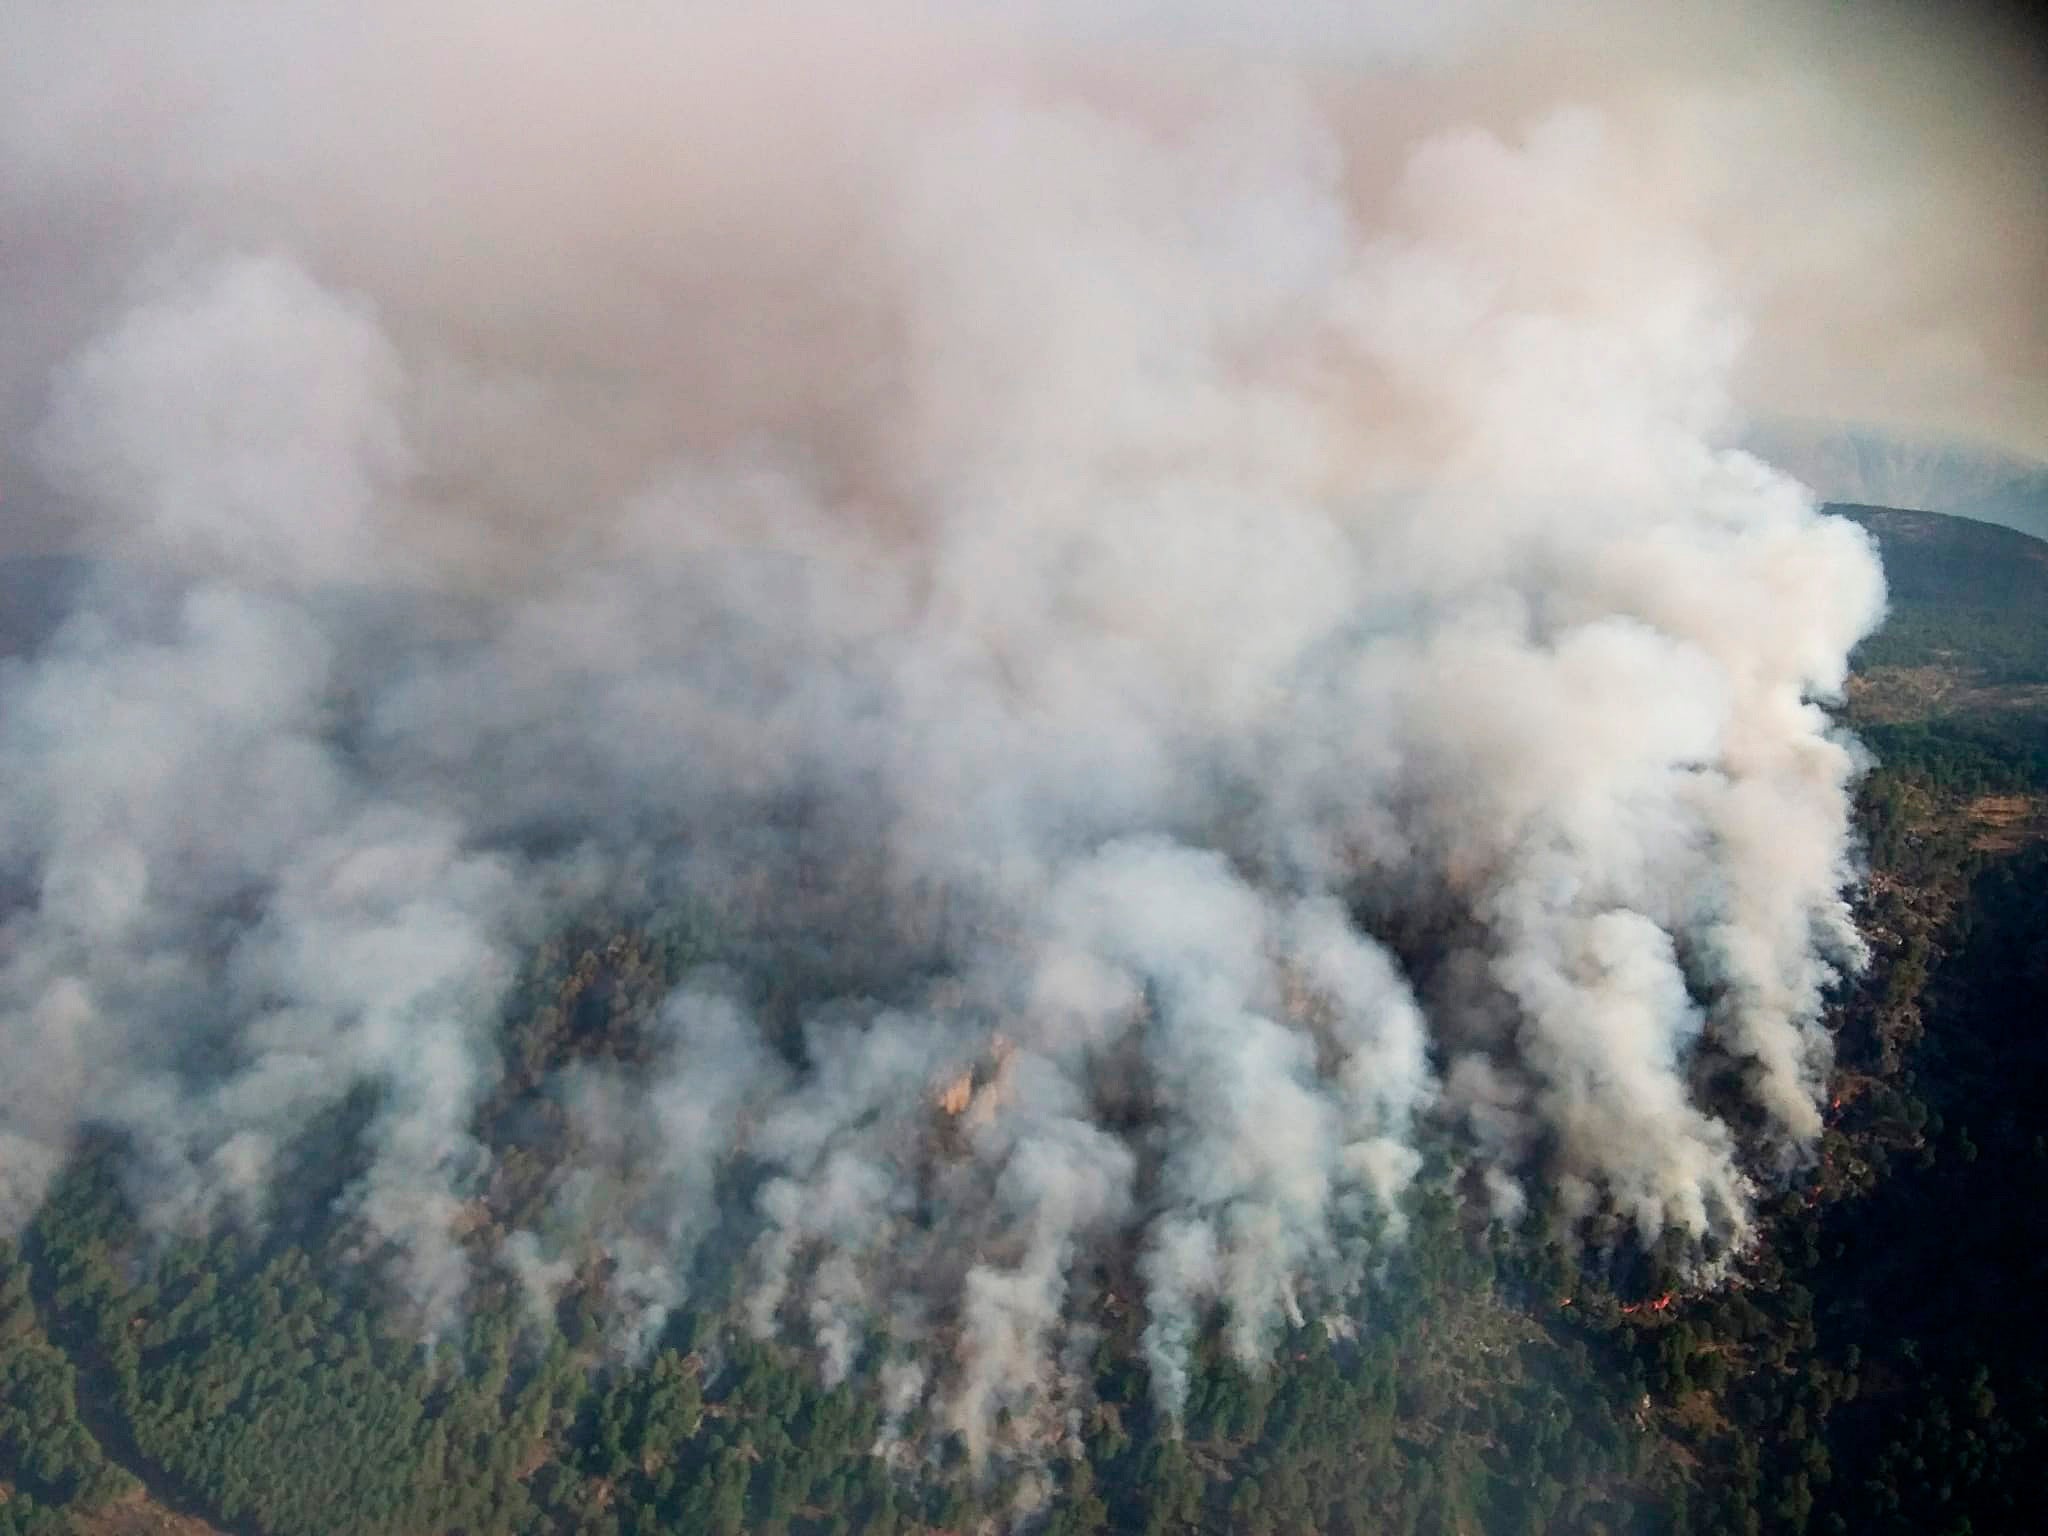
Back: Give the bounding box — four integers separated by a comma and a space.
4, 0, 1981, 1457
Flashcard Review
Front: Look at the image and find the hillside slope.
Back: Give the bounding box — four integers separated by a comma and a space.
2, 505, 2046, 1536
1838, 504, 2048, 735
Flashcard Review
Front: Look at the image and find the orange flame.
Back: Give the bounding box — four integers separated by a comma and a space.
935, 1035, 1017, 1120
937, 1069, 973, 1116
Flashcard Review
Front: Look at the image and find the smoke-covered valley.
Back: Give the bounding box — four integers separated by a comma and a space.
0, 0, 2040, 1479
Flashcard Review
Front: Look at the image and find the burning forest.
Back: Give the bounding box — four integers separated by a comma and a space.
1, 0, 2041, 1494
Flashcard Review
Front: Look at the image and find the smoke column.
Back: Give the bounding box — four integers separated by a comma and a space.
6, 0, 2032, 1459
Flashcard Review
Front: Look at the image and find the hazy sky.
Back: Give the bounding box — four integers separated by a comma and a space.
1, 0, 2045, 565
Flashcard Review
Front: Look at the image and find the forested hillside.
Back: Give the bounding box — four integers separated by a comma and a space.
3, 506, 2044, 1536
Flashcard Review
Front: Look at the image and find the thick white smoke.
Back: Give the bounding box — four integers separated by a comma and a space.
0, 0, 1925, 1457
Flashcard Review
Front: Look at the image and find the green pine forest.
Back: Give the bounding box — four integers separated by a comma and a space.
4, 504, 2046, 1536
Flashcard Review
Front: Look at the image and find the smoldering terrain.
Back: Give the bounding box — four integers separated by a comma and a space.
1, 0, 2037, 1465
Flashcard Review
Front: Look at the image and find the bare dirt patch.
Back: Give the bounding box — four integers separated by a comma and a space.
1965, 793, 2048, 852
1846, 666, 1968, 723
70, 1490, 225, 1536
1848, 667, 2048, 728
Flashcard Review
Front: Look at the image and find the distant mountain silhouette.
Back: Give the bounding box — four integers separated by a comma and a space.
1753, 420, 2048, 542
